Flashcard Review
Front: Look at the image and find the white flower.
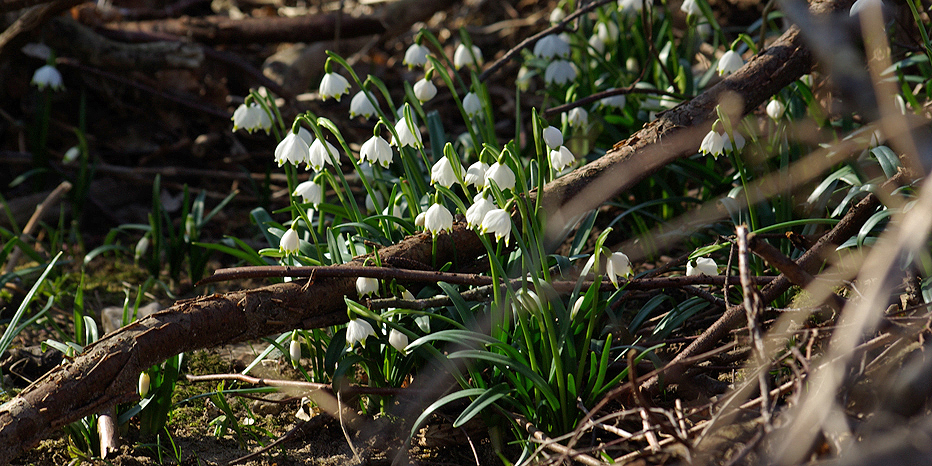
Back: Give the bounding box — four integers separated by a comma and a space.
392, 115, 422, 148
289, 339, 302, 364
600, 92, 626, 109
135, 236, 149, 261
232, 103, 271, 133
596, 22, 619, 44
430, 157, 457, 187
466, 194, 494, 228
465, 161, 489, 188
414, 78, 438, 102
589, 35, 606, 55
319, 72, 350, 101
424, 203, 453, 235
453, 43, 483, 69
550, 7, 566, 23
480, 208, 511, 245
700, 130, 725, 157
307, 138, 339, 171
766, 100, 786, 120
403, 43, 430, 68
138, 372, 150, 398
542, 126, 564, 150
681, 0, 702, 16
388, 329, 409, 354
724, 132, 746, 152
62, 146, 80, 164
280, 229, 299, 255
275, 131, 310, 167
383, 200, 403, 218
533, 35, 571, 59
365, 191, 383, 213
550, 146, 575, 171
687, 257, 718, 276
567, 107, 588, 128
31, 64, 63, 91
356, 276, 379, 296
544, 60, 577, 85
570, 298, 584, 319
360, 135, 393, 168
849, 0, 882, 16
486, 162, 516, 191
895, 94, 908, 115
349, 91, 378, 119
606, 251, 631, 287
294, 180, 323, 205
415, 212, 426, 227
346, 319, 376, 348
618, 0, 645, 13
463, 92, 482, 117
717, 50, 744, 76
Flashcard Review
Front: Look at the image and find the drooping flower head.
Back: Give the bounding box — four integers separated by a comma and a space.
346, 319, 376, 348
275, 129, 311, 167
350, 91, 379, 119
32, 64, 64, 91
294, 180, 323, 206
414, 76, 438, 102
453, 43, 483, 69
403, 43, 430, 68
392, 109, 422, 148
544, 60, 577, 85
717, 50, 744, 76
486, 162, 516, 191
466, 194, 494, 228
463, 92, 482, 117
480, 208, 512, 245
550, 146, 575, 171
424, 203, 453, 235
700, 130, 725, 158
533, 35, 571, 59
280, 229, 299, 255
542, 126, 564, 150
356, 276, 379, 296
307, 138, 339, 171
430, 157, 458, 188
319, 72, 351, 101
566, 107, 588, 128
465, 161, 489, 188
766, 100, 786, 120
687, 257, 719, 276
360, 135, 393, 168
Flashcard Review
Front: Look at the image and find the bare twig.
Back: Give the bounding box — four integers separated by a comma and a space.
3, 180, 70, 274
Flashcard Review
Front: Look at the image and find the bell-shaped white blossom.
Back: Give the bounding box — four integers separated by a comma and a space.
414, 78, 438, 102
567, 107, 588, 128
596, 22, 619, 44
403, 43, 430, 68
466, 194, 494, 228
63, 146, 80, 164
415, 211, 426, 227
383, 200, 404, 218
533, 35, 571, 59
294, 180, 323, 206
550, 7, 566, 23
32, 64, 63, 91
275, 131, 310, 167
618, 0, 645, 13
307, 138, 339, 171
700, 131, 725, 157
388, 328, 409, 354
346, 319, 376, 348
465, 161, 489, 188
550, 146, 575, 171
356, 276, 379, 296
606, 251, 631, 287
232, 103, 271, 133
681, 0, 702, 16
717, 50, 744, 76
486, 162, 516, 191
463, 92, 482, 117
600, 92, 626, 109
570, 298, 585, 319
280, 229, 299, 255
766, 100, 786, 120
589, 35, 606, 55
424, 203, 453, 235
349, 91, 378, 119
430, 157, 457, 187
319, 72, 350, 101
544, 60, 577, 85
687, 257, 718, 276
289, 339, 302, 364
543, 126, 564, 150
453, 43, 483, 69
392, 116, 422, 148
138, 372, 150, 398
480, 208, 511, 245
360, 135, 393, 168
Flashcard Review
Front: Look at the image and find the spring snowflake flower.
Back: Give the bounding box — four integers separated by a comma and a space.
414, 77, 438, 102
360, 135, 393, 168
319, 72, 350, 101
356, 276, 379, 296
415, 212, 426, 227
533, 35, 570, 59
481, 208, 511, 245
567, 107, 588, 128
543, 126, 563, 150
544, 60, 577, 85
466, 194, 494, 228
463, 92, 482, 117
403, 43, 430, 68
430, 157, 457, 187
550, 146, 575, 171
600, 92, 627, 109
589, 35, 606, 55
766, 100, 786, 120
290, 339, 302, 364
63, 146, 80, 164
550, 7, 566, 23
138, 372, 150, 397
687, 257, 718, 276
294, 180, 323, 206
618, 0, 645, 13
349, 91, 378, 119
571, 298, 585, 319
392, 115, 422, 148
424, 203, 453, 235
32, 64, 63, 91
465, 161, 489, 188
388, 329, 409, 353
486, 162, 516, 191
307, 138, 339, 171
606, 251, 631, 287
280, 229, 299, 255
724, 132, 746, 152
346, 319, 376, 348
275, 131, 310, 167
681, 0, 702, 16
596, 22, 619, 44
232, 103, 271, 133
717, 50, 744, 76
700, 131, 725, 157
453, 43, 483, 69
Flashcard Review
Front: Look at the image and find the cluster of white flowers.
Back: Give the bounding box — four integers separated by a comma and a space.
700, 129, 746, 158
543, 126, 575, 171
